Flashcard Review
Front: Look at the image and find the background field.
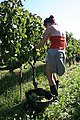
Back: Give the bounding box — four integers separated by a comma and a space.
0, 62, 80, 120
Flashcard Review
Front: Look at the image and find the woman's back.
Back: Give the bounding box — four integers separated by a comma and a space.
49, 25, 65, 37
48, 25, 66, 49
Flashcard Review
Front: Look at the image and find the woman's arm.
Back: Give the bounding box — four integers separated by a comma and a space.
35, 28, 50, 49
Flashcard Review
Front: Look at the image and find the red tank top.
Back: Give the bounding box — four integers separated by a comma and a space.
50, 36, 66, 49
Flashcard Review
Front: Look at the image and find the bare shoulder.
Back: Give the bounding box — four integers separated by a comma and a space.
46, 25, 53, 32
44, 27, 50, 34
46, 25, 55, 34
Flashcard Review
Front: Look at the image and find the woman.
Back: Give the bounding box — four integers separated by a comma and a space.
35, 15, 66, 99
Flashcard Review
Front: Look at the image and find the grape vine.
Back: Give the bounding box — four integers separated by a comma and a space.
0, 0, 47, 70
0, 0, 80, 70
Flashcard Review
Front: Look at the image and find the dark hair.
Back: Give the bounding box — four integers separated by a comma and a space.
44, 15, 56, 27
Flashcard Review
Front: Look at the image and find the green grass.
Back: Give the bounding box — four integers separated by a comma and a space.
0, 61, 80, 120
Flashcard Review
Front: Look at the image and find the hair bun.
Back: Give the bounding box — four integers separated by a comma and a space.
49, 15, 54, 19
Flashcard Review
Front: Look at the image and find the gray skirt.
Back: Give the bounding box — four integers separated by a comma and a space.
46, 49, 66, 76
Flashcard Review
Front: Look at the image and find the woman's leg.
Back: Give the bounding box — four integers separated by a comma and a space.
52, 73, 57, 83
46, 61, 54, 85
52, 73, 59, 89
46, 62, 58, 98
46, 61, 58, 85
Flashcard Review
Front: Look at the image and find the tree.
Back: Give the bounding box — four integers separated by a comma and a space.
65, 31, 80, 66
0, 0, 46, 70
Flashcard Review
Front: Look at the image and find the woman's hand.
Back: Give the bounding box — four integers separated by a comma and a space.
35, 28, 50, 49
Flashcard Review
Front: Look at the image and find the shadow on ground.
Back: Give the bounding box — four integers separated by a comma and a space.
0, 99, 47, 120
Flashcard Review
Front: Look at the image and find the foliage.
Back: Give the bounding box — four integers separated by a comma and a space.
65, 31, 80, 66
0, 0, 80, 70
0, 0, 47, 70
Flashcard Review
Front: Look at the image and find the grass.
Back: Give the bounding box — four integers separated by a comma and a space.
0, 61, 80, 120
